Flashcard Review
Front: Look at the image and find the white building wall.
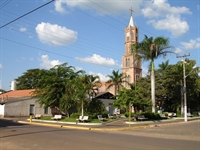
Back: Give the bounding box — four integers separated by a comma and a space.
99, 99, 119, 114
0, 104, 5, 117
4, 98, 51, 117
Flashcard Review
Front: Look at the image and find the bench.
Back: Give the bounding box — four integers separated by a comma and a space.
137, 115, 148, 121
34, 114, 42, 119
108, 114, 115, 119
52, 115, 62, 120
97, 115, 106, 121
187, 112, 193, 117
159, 114, 168, 119
168, 112, 176, 117
76, 116, 89, 122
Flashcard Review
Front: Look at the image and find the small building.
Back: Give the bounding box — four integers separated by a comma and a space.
0, 89, 51, 118
95, 92, 119, 115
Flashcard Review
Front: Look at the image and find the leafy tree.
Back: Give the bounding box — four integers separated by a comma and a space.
32, 63, 84, 116
106, 70, 128, 95
0, 89, 6, 93
86, 98, 105, 114
132, 35, 173, 113
113, 87, 151, 113
158, 60, 169, 73
15, 69, 47, 90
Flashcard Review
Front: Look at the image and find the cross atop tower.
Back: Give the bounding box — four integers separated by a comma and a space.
129, 7, 134, 17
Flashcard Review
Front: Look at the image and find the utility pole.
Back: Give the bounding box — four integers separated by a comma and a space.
177, 54, 190, 122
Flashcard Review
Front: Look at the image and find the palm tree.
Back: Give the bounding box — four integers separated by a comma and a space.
132, 35, 173, 113
106, 70, 128, 95
83, 75, 101, 100
73, 74, 101, 116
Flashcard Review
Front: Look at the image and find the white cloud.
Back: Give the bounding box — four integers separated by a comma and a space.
75, 54, 119, 66
142, 66, 149, 77
180, 38, 200, 50
147, 15, 189, 37
89, 71, 109, 82
197, 5, 200, 10
75, 66, 83, 71
143, 0, 191, 37
54, 0, 143, 15
142, 0, 191, 18
35, 22, 77, 46
40, 55, 62, 69
19, 27, 27, 32
0, 64, 2, 69
174, 48, 183, 54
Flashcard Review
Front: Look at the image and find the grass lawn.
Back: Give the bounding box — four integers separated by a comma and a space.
39, 116, 111, 123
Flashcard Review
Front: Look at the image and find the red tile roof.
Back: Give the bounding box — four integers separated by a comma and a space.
0, 89, 35, 98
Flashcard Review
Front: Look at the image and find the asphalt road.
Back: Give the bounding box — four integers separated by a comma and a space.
0, 119, 199, 150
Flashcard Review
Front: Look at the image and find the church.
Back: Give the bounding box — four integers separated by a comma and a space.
99, 10, 142, 94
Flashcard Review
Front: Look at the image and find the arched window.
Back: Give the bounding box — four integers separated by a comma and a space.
125, 75, 130, 87
127, 58, 130, 67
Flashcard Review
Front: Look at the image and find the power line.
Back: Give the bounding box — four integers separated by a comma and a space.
0, 37, 120, 69
0, 0, 12, 9
0, 10, 124, 57
0, 0, 55, 29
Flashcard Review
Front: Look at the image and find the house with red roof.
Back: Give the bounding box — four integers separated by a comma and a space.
0, 88, 118, 118
0, 89, 51, 117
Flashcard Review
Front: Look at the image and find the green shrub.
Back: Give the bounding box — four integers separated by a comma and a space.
70, 113, 81, 118
101, 112, 108, 118
137, 112, 161, 120
124, 112, 134, 118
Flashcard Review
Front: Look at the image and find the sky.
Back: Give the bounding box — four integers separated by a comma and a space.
0, 0, 199, 91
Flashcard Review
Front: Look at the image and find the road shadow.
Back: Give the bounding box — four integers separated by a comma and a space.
0, 118, 27, 128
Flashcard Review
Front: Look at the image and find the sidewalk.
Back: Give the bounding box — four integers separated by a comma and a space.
10, 116, 200, 131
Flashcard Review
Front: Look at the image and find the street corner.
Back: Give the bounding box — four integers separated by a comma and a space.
90, 125, 150, 131
17, 120, 93, 130
17, 121, 64, 128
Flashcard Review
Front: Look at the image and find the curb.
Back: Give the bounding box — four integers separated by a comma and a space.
17, 121, 150, 131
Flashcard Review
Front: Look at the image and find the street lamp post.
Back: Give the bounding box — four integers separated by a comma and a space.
177, 54, 190, 122
182, 58, 197, 122
183, 59, 187, 122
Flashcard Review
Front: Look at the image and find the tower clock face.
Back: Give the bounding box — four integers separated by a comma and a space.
126, 32, 130, 37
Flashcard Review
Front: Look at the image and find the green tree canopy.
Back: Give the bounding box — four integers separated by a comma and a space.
15, 68, 48, 90
32, 63, 85, 115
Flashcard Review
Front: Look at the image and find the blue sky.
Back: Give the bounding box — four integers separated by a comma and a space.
0, 0, 199, 91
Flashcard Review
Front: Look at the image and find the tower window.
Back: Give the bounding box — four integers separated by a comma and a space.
127, 58, 130, 67
125, 75, 130, 87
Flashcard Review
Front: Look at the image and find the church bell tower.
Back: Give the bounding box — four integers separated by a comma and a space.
122, 9, 142, 88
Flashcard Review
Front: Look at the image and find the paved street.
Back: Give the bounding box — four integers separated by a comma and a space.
0, 118, 199, 150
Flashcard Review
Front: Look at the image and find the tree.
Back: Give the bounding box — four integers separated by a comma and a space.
86, 98, 105, 114
82, 75, 101, 100
32, 63, 84, 116
113, 87, 151, 113
71, 74, 99, 116
132, 35, 173, 113
15, 69, 47, 90
106, 70, 128, 95
0, 89, 6, 93
158, 60, 169, 73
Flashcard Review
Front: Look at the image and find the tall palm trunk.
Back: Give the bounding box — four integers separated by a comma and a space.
81, 100, 84, 116
151, 61, 156, 113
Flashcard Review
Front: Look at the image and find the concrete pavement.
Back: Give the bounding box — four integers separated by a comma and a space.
5, 116, 200, 131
